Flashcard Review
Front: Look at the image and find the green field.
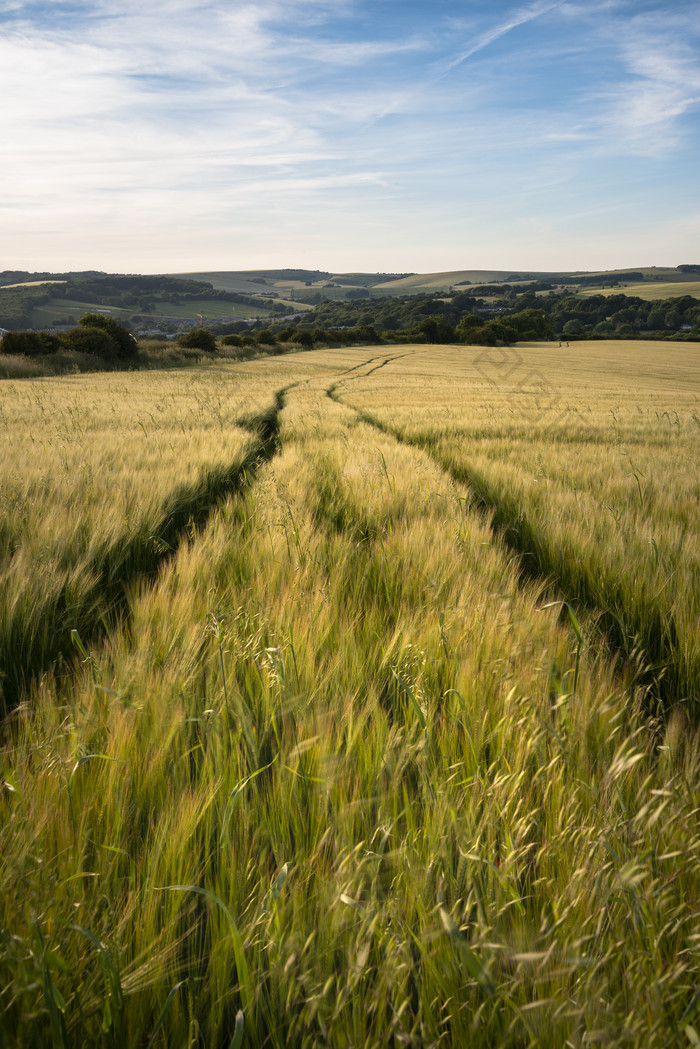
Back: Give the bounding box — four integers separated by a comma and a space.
374, 269, 520, 292
176, 271, 288, 295
176, 270, 396, 302
176, 271, 338, 297
30, 298, 135, 325
1, 342, 699, 1047
146, 299, 273, 321
29, 297, 275, 327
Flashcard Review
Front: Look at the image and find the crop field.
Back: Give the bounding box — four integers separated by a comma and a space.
176, 273, 286, 295
371, 271, 515, 292
176, 271, 328, 302
578, 281, 700, 301
0, 281, 69, 290
1, 342, 699, 1048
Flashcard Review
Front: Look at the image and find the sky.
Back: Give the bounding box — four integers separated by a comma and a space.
1, 0, 699, 274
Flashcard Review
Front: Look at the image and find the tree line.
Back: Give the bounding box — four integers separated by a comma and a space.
276, 288, 700, 345
3, 288, 699, 365
0, 314, 138, 361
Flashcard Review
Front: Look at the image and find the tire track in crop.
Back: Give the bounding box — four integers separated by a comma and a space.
0, 387, 290, 716
329, 374, 691, 714
328, 351, 416, 398
337, 352, 393, 376
337, 351, 414, 379
424, 452, 688, 713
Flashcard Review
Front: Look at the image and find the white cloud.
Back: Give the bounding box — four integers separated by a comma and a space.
0, 0, 698, 270
557, 6, 700, 153
611, 34, 700, 145
438, 0, 563, 75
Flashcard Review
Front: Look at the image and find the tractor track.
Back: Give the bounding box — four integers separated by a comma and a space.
0, 387, 290, 716
328, 373, 690, 715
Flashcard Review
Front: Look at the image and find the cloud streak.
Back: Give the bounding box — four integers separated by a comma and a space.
0, 0, 698, 271
438, 0, 563, 75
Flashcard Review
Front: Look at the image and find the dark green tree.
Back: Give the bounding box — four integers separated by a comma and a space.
177, 328, 217, 352
415, 316, 455, 343
0, 330, 59, 356
255, 329, 275, 345
562, 319, 585, 337
63, 325, 117, 357
291, 330, 314, 348
79, 313, 137, 360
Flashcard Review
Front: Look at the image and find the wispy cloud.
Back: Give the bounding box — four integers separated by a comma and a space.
603, 22, 700, 150
0, 0, 698, 271
438, 0, 563, 75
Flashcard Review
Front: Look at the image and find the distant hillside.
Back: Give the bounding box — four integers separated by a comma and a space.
174, 266, 700, 302
2, 266, 699, 331
578, 280, 700, 301
374, 270, 526, 292
174, 270, 418, 306
0, 272, 288, 331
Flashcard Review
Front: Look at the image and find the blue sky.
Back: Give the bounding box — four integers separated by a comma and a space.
1, 0, 699, 273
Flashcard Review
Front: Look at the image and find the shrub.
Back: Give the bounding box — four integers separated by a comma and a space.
79, 313, 137, 360
312, 328, 341, 345
563, 319, 585, 337
467, 326, 498, 346
290, 330, 314, 348
177, 328, 217, 353
0, 330, 59, 356
221, 334, 242, 347
415, 316, 455, 344
62, 325, 117, 357
455, 314, 483, 341
486, 320, 518, 344
354, 324, 381, 344
275, 327, 296, 342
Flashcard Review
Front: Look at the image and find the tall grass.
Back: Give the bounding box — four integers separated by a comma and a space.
338, 341, 700, 715
2, 356, 699, 1046
0, 364, 304, 712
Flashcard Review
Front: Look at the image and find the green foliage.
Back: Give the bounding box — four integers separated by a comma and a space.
507, 308, 555, 339
563, 319, 584, 337
255, 329, 275, 345
311, 328, 341, 345
296, 287, 699, 346
79, 313, 137, 360
455, 314, 482, 339
0, 283, 60, 329
274, 327, 296, 343
177, 328, 217, 352
415, 315, 456, 343
5, 269, 699, 351
290, 329, 314, 348
0, 330, 60, 356
63, 325, 118, 357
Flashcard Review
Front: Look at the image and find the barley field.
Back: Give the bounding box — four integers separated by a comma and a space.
578, 281, 700, 300
1, 342, 699, 1048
